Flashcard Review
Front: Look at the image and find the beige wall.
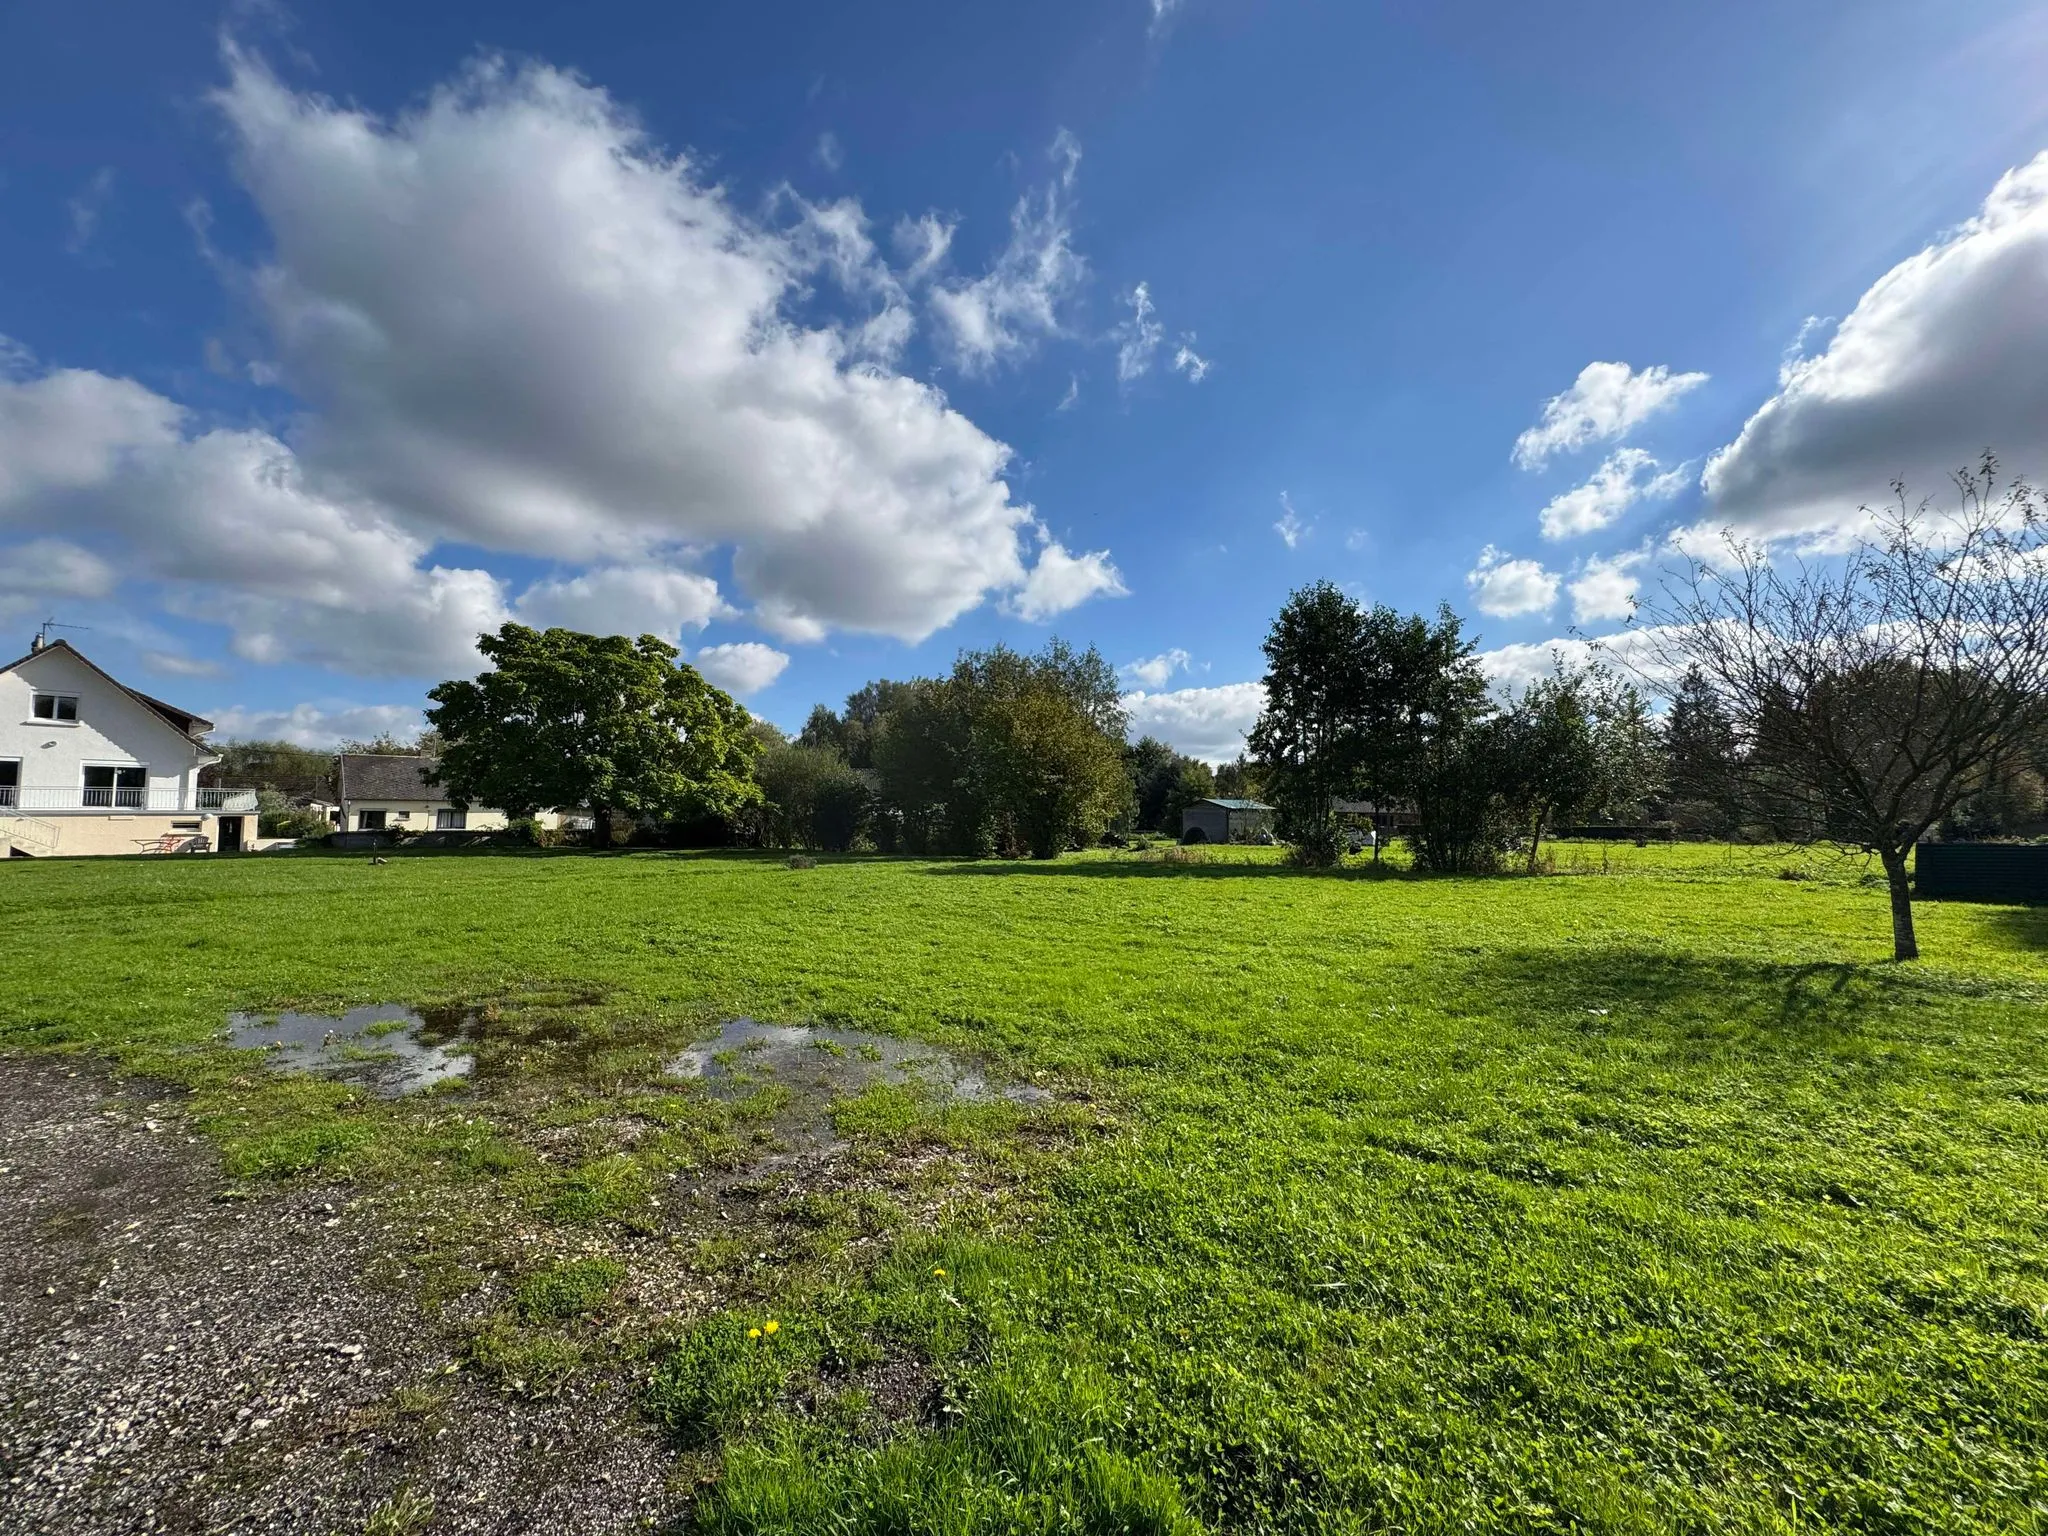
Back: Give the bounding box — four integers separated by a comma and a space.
0, 810, 245, 858
336, 801, 563, 832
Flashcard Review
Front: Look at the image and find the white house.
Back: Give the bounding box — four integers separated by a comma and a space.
0, 638, 258, 858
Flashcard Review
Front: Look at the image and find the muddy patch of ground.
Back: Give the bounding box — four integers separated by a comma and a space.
0, 1055, 682, 1535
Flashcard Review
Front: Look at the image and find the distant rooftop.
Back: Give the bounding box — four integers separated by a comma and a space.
1198, 798, 1274, 811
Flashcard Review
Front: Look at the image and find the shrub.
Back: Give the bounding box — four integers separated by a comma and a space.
504, 816, 562, 848
1285, 815, 1347, 868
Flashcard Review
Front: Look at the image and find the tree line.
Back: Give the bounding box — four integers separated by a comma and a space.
209, 464, 2048, 961
1247, 583, 1664, 871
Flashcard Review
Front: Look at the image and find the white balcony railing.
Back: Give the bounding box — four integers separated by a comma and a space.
6, 787, 260, 814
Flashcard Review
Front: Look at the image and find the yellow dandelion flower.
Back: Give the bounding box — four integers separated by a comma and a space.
747, 1327, 761, 1339
763, 1319, 780, 1336
933, 1267, 947, 1278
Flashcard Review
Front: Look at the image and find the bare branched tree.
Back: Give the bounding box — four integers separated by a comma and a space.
1640, 458, 2048, 960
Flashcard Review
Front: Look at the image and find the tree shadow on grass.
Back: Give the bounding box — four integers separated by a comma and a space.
1463, 946, 1937, 1060
922, 859, 1410, 881
1977, 904, 2048, 952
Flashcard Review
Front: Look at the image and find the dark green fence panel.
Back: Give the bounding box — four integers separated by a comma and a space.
1917, 842, 2048, 904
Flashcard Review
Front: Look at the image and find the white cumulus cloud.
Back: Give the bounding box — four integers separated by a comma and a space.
208, 700, 427, 749
1478, 625, 1688, 697
1702, 149, 2048, 544
208, 48, 1068, 645
0, 366, 513, 676
1567, 547, 1648, 624
1512, 361, 1708, 470
1466, 545, 1560, 618
1121, 648, 1191, 688
692, 641, 791, 696
1121, 681, 1264, 765
1006, 538, 1128, 622
0, 539, 117, 600
515, 567, 730, 640
1538, 447, 1689, 539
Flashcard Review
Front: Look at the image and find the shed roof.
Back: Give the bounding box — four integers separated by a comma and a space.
1197, 798, 1274, 812
337, 753, 442, 801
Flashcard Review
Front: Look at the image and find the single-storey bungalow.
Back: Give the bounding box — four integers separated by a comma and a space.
0, 637, 258, 857
1180, 798, 1276, 844
329, 752, 515, 833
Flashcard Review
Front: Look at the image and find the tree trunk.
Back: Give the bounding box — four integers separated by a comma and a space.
1881, 845, 1918, 961
1526, 811, 1545, 875
593, 805, 614, 849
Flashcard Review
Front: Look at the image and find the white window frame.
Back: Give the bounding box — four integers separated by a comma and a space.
436, 808, 467, 830
31, 692, 79, 723
357, 809, 388, 831
82, 762, 148, 810
0, 757, 18, 809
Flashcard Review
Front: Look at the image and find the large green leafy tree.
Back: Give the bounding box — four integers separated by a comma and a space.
1250, 586, 1488, 864
426, 624, 761, 844
1354, 603, 1489, 861
860, 641, 1128, 857
1495, 668, 1603, 872
754, 743, 873, 851
1127, 736, 1214, 833
1248, 583, 1371, 859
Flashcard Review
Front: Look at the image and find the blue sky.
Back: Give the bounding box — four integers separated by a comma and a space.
6, 0, 2048, 760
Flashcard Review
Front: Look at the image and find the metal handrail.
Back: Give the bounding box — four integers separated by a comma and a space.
11, 787, 260, 814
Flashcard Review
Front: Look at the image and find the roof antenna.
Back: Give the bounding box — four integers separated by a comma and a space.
32, 617, 90, 653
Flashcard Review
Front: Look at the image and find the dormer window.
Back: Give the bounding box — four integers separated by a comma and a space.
33, 693, 79, 722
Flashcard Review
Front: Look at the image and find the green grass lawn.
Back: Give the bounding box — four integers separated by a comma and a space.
4, 842, 2046, 1533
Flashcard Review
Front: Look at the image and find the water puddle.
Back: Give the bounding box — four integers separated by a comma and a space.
667, 1019, 1046, 1130
226, 1006, 471, 1097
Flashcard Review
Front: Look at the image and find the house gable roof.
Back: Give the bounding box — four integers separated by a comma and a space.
0, 640, 214, 742
1198, 798, 1274, 812
337, 753, 443, 801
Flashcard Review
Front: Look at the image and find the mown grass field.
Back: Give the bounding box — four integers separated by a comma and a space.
3, 842, 2046, 1533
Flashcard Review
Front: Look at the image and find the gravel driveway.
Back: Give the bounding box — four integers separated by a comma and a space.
0, 1055, 684, 1535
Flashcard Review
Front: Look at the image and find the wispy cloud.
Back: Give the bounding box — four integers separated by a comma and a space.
64, 167, 116, 256
929, 130, 1086, 373
1114, 282, 1164, 384
1274, 491, 1307, 548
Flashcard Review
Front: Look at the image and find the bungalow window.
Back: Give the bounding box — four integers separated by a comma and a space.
32, 693, 79, 722
83, 765, 145, 809
0, 759, 17, 808
357, 809, 387, 831
436, 809, 467, 830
